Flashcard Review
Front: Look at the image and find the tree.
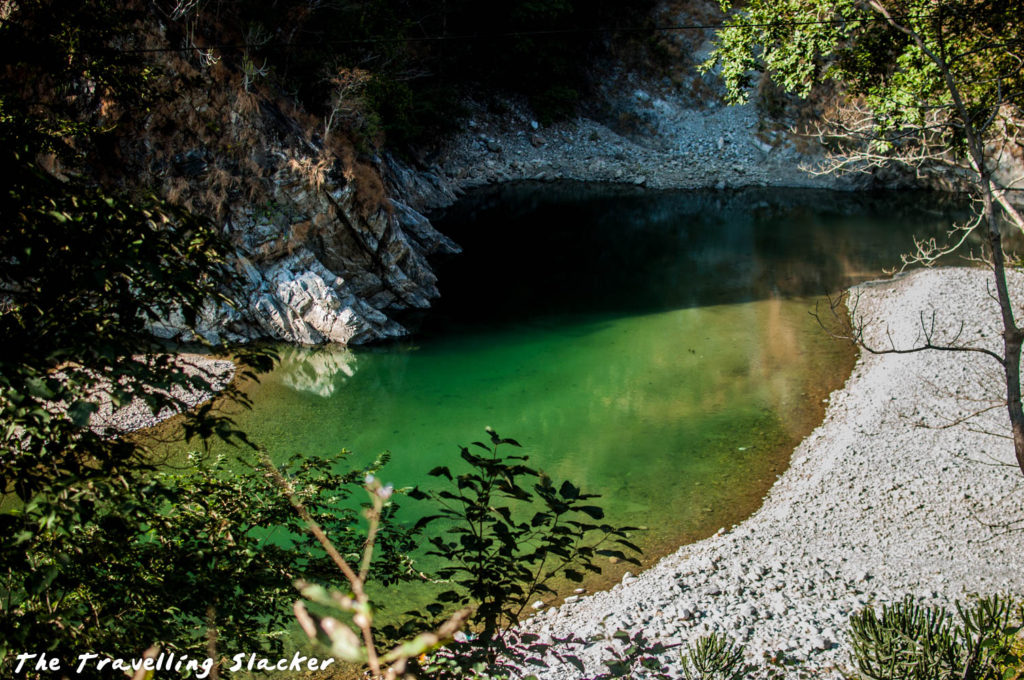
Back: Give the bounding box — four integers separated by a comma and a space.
704, 0, 1024, 473
0, 4, 421, 669
0, 107, 429, 678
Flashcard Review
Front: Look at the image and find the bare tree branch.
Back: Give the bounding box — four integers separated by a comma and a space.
814, 290, 1007, 367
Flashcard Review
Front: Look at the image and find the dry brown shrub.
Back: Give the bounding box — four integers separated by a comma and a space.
165, 177, 189, 205
689, 75, 717, 104
200, 187, 226, 217
167, 52, 199, 79
327, 132, 357, 173
287, 154, 332, 193
56, 0, 399, 237
235, 90, 259, 116
280, 98, 319, 138
352, 163, 385, 217
287, 220, 314, 254
208, 163, 236, 189
240, 155, 261, 177
245, 177, 268, 203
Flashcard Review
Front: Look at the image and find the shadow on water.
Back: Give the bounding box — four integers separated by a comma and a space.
415, 183, 976, 336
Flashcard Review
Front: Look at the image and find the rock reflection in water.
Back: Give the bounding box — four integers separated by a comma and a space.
276, 345, 357, 397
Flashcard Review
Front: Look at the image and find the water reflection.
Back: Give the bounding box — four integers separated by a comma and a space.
276, 345, 357, 397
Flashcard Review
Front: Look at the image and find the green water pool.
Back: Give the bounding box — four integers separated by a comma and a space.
156, 184, 975, 601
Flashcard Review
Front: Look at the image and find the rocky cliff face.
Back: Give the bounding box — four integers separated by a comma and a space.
152, 162, 460, 346
127, 45, 462, 347
225, 170, 460, 345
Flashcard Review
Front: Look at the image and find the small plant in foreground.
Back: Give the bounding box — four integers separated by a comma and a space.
848, 595, 1024, 680
404, 428, 642, 676
597, 628, 677, 679
269, 464, 472, 680
680, 632, 751, 680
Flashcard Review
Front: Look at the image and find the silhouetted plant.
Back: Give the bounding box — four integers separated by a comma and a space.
848, 595, 1024, 680
596, 628, 677, 679
404, 427, 642, 676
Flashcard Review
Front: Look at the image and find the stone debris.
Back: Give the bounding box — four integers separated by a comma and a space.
429, 88, 852, 198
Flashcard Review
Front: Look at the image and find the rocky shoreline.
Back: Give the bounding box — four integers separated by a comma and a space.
89, 354, 235, 435
417, 94, 851, 203
520, 266, 1024, 679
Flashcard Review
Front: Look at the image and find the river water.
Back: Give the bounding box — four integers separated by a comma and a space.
165, 184, 974, 604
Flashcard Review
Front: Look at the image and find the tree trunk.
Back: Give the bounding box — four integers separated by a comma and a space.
984, 186, 1024, 474
862, 3, 1024, 473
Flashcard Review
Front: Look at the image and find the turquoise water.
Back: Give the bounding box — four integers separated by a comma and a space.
156, 185, 973, 598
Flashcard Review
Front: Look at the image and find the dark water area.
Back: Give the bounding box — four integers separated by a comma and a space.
154, 184, 979, 612
415, 183, 972, 334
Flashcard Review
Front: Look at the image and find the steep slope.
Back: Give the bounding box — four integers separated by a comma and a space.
74, 14, 463, 345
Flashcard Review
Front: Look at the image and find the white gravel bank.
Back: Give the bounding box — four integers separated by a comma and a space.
525, 266, 1024, 678
88, 353, 235, 434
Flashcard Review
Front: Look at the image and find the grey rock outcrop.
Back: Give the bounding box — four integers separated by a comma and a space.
154, 155, 460, 346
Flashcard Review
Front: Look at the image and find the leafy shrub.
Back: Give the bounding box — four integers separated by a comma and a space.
680, 632, 751, 680
599, 628, 676, 679
848, 595, 1024, 680
402, 428, 642, 676
1, 449, 419, 673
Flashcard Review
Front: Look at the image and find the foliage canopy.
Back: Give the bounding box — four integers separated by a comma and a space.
0, 1, 421, 668
705, 0, 1024, 172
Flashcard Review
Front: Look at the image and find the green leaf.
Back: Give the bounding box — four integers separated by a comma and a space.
563, 656, 585, 673
67, 400, 98, 427
604, 660, 629, 677
24, 377, 55, 400
25, 565, 58, 595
